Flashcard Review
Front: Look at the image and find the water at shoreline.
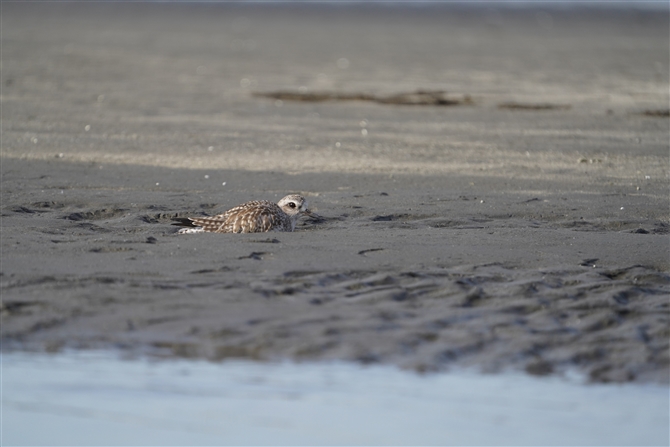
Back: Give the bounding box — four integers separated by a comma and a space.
3, 350, 668, 446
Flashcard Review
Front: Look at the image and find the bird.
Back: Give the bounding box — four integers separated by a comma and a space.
172, 194, 316, 234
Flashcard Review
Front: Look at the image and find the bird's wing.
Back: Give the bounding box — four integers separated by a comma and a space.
188, 201, 283, 233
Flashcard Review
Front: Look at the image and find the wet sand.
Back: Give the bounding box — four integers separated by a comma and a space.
1, 3, 669, 383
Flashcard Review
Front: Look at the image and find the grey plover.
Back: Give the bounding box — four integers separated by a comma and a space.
172, 194, 315, 234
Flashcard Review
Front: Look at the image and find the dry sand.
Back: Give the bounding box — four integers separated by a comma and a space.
1, 3, 669, 383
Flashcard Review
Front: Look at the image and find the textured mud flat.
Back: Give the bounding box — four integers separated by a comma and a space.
1, 3, 669, 383
2, 159, 669, 384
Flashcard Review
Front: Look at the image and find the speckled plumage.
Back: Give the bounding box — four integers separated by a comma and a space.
173, 194, 312, 234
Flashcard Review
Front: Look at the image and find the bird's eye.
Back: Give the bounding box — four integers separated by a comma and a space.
288, 202, 297, 208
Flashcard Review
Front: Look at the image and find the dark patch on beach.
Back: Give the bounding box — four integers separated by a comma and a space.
250, 238, 281, 244
90, 246, 133, 253
64, 208, 128, 221
12, 206, 39, 214
239, 251, 270, 260
578, 158, 603, 164
638, 109, 670, 118
371, 214, 431, 222
189, 266, 232, 274
358, 248, 385, 256
254, 90, 473, 107
0, 301, 42, 316
33, 201, 65, 209
651, 223, 669, 234
372, 214, 397, 222
498, 102, 572, 111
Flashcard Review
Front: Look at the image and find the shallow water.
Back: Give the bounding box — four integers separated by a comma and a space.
2, 351, 668, 446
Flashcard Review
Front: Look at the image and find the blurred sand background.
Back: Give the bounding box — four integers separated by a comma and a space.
2, 2, 669, 383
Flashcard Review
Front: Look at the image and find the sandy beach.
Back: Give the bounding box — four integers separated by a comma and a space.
2, 2, 668, 383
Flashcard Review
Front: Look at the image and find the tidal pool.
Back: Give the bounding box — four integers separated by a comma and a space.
2, 350, 668, 446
